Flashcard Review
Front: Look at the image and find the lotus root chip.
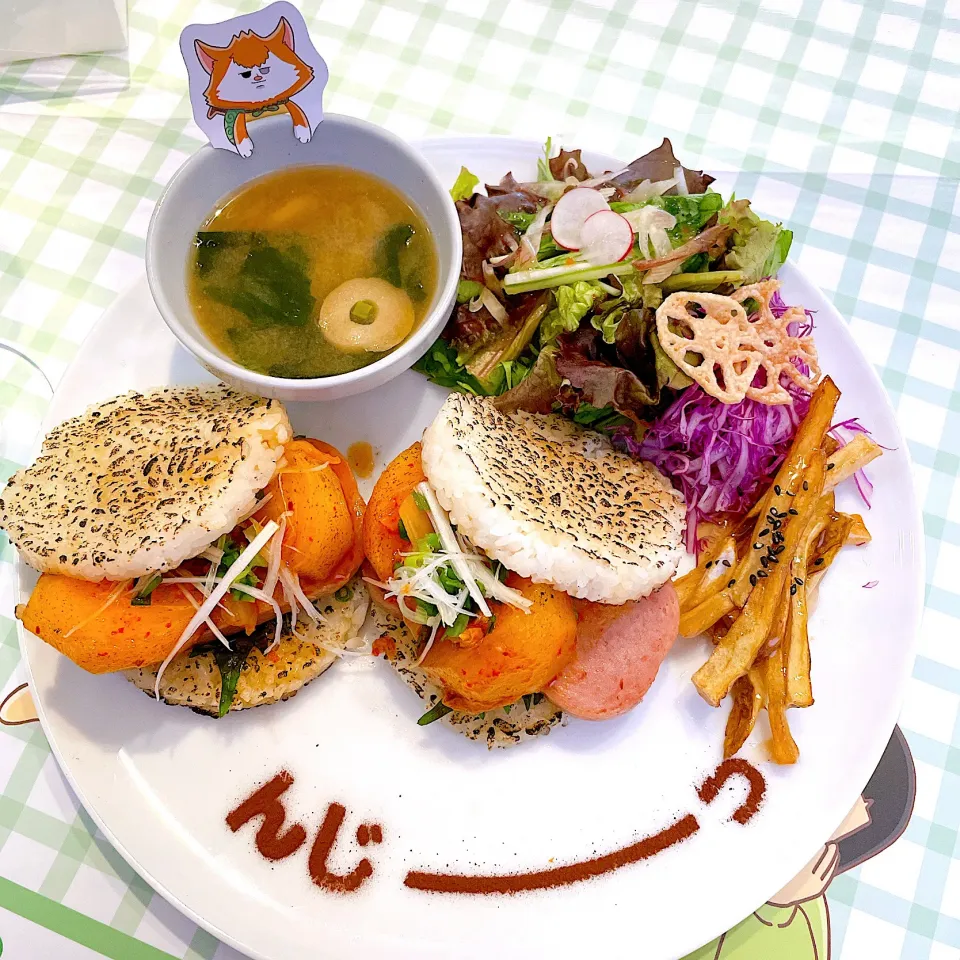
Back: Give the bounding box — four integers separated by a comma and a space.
655, 292, 764, 403
732, 280, 820, 403
655, 283, 820, 405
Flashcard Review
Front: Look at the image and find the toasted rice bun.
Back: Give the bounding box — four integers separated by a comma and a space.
125, 583, 368, 715
368, 598, 563, 748
0, 386, 291, 580
421, 394, 686, 604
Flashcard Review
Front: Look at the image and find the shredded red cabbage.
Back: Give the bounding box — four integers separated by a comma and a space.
770, 287, 815, 337
627, 380, 811, 553
828, 418, 876, 508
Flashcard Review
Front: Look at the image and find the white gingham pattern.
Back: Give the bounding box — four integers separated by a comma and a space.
0, 2, 958, 957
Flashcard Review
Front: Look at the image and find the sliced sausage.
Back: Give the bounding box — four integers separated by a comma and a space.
547, 582, 679, 720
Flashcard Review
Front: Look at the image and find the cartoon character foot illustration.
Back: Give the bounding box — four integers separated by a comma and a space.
287, 99, 312, 143
193, 14, 318, 157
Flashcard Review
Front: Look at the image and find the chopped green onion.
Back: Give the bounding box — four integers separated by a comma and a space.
418, 701, 453, 725
213, 643, 246, 718
334, 585, 353, 602
416, 598, 439, 619
437, 564, 465, 595
131, 572, 162, 606
412, 489, 429, 512
397, 518, 409, 541
349, 299, 378, 324
416, 533, 442, 552
445, 612, 470, 637
215, 534, 266, 602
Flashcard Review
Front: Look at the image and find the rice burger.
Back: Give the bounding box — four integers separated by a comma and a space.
363, 393, 685, 724
0, 385, 366, 716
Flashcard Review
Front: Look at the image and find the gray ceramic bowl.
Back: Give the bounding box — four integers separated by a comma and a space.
146, 113, 460, 401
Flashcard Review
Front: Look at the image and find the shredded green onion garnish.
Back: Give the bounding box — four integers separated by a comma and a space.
418, 701, 453, 726
445, 612, 470, 637
131, 572, 162, 606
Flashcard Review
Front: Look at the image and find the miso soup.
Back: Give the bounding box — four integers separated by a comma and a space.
189, 166, 438, 379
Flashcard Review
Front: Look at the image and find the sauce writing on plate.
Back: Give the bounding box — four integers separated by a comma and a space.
226, 772, 383, 893
226, 759, 765, 896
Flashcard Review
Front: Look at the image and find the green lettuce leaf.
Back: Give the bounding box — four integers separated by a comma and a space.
499, 209, 536, 232
493, 347, 562, 414
456, 279, 483, 303
618, 275, 645, 302
718, 198, 791, 283
652, 330, 693, 390
642, 283, 663, 309
555, 309, 691, 420
450, 165, 480, 202
592, 310, 621, 345
537, 136, 556, 181
762, 227, 793, 277
213, 643, 247, 717
611, 191, 724, 245
658, 192, 725, 244
413, 339, 489, 395
484, 354, 536, 395
569, 402, 631, 430
414, 338, 538, 398
540, 280, 606, 342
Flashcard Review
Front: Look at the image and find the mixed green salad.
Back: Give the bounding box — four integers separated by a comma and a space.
415, 139, 819, 548
417, 138, 791, 415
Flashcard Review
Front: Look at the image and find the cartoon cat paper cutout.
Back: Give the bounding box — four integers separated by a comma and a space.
180, 1, 328, 157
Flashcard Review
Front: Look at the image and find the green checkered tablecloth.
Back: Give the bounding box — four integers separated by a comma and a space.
0, 1, 958, 957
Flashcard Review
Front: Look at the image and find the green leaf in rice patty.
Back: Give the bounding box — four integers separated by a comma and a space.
213, 642, 248, 718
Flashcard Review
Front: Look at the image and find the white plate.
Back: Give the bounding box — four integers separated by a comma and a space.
17, 139, 923, 960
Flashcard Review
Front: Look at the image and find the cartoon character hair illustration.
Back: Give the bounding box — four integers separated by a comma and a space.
685, 727, 916, 960
194, 16, 314, 157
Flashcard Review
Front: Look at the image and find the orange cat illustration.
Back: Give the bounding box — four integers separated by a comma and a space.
195, 17, 314, 158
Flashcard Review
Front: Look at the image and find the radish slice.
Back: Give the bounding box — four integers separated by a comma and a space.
579, 210, 634, 266
550, 187, 610, 250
